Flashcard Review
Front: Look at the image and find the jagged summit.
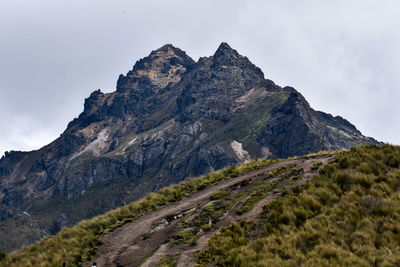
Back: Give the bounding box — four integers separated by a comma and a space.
116, 44, 195, 93
211, 42, 264, 79
214, 42, 240, 57
214, 42, 237, 55
0, 43, 379, 252
154, 43, 179, 51
132, 43, 194, 71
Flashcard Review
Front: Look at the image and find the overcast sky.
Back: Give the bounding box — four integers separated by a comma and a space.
0, 0, 399, 156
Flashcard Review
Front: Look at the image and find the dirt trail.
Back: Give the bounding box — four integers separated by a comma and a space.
176, 156, 333, 267
241, 156, 332, 221
88, 155, 334, 267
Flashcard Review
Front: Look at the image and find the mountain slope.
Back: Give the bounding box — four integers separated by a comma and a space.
3, 144, 399, 267
0, 43, 378, 252
1, 150, 335, 266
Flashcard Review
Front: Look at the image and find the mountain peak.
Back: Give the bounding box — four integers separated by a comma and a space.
217, 42, 233, 51
153, 43, 179, 53
214, 42, 240, 58
132, 44, 194, 72
117, 44, 195, 92
211, 42, 264, 79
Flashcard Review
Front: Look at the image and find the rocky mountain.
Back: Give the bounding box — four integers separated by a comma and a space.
0, 43, 378, 252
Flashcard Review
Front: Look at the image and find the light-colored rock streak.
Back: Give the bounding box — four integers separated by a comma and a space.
70, 128, 110, 160
230, 140, 251, 162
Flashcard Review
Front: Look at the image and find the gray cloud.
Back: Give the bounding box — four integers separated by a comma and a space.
1, 0, 399, 156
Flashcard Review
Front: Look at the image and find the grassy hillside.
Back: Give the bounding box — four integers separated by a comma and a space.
0, 158, 276, 266
198, 144, 400, 266
2, 144, 399, 267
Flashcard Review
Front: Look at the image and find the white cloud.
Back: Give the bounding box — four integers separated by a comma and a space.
0, 113, 60, 156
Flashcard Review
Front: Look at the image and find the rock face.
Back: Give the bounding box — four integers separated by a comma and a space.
0, 43, 379, 252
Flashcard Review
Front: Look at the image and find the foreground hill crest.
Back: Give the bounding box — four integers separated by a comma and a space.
0, 42, 378, 252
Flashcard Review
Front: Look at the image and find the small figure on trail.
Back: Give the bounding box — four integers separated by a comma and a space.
92, 262, 97, 267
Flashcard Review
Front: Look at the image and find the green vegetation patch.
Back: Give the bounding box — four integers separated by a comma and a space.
171, 228, 198, 246
267, 163, 296, 178
197, 220, 257, 265
197, 144, 400, 266
235, 183, 276, 216
194, 200, 231, 227
236, 164, 303, 215
210, 189, 231, 200
157, 253, 179, 267
310, 161, 323, 171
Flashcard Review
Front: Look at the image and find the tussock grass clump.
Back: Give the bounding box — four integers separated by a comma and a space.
1, 159, 275, 266
198, 220, 257, 264
171, 228, 198, 246
157, 253, 179, 267
311, 161, 323, 171
198, 144, 400, 266
210, 189, 231, 200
